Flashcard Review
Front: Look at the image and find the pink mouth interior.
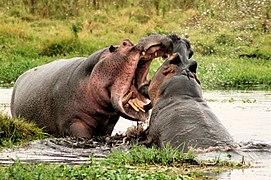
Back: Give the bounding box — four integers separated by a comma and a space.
119, 46, 171, 122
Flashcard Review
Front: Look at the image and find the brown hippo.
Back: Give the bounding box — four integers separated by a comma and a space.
11, 34, 173, 137
147, 37, 234, 151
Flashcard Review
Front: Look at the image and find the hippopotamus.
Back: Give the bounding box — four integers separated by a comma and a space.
147, 36, 234, 151
11, 34, 173, 137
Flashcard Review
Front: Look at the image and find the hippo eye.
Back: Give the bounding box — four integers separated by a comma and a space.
123, 42, 127, 46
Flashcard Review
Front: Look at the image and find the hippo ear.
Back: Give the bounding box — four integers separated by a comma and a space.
109, 45, 118, 53
189, 60, 197, 73
182, 38, 193, 59
188, 50, 194, 59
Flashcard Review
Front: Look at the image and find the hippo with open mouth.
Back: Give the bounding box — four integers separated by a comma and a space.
11, 34, 173, 137
147, 35, 234, 151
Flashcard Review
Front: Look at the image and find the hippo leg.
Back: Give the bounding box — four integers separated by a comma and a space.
68, 115, 119, 137
69, 120, 93, 137
103, 116, 119, 136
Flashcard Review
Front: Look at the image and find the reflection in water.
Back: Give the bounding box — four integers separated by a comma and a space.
0, 88, 271, 179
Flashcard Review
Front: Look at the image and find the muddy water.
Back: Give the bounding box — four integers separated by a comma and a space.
0, 88, 271, 179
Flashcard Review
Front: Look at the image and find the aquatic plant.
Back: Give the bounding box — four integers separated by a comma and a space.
0, 145, 246, 179
106, 144, 197, 166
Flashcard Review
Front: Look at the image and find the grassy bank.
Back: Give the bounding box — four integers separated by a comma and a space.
0, 0, 270, 89
0, 114, 49, 147
0, 145, 245, 179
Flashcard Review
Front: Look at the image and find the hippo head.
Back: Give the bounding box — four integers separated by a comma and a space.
167, 34, 193, 60
89, 34, 173, 122
148, 35, 199, 106
148, 52, 200, 106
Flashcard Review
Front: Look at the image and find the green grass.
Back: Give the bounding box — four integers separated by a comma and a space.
0, 145, 245, 180
106, 145, 196, 166
196, 55, 271, 89
0, 114, 49, 147
0, 0, 270, 89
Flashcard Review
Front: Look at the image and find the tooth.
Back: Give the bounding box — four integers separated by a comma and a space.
122, 91, 133, 104
135, 103, 145, 112
138, 107, 145, 112
155, 52, 158, 56
142, 51, 145, 56
134, 102, 145, 112
128, 101, 139, 112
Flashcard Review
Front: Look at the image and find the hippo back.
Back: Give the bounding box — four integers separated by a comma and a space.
11, 49, 105, 136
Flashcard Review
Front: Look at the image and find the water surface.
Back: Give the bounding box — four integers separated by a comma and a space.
0, 88, 270, 179
200, 90, 271, 180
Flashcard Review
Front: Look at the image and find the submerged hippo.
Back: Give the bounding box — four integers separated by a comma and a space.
11, 34, 173, 137
147, 37, 234, 151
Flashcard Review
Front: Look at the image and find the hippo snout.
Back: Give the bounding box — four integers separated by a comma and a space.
136, 33, 173, 60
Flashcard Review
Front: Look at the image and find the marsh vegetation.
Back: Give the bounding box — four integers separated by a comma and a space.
0, 0, 270, 89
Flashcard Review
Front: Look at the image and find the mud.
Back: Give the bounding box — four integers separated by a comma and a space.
0, 123, 147, 164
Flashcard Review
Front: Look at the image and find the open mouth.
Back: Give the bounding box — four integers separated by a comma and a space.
120, 43, 172, 122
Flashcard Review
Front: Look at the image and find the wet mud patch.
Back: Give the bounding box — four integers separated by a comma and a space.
0, 125, 147, 164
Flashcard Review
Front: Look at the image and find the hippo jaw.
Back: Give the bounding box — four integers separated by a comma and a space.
112, 35, 173, 122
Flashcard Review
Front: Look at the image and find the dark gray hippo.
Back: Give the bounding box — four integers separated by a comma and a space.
11, 34, 173, 137
147, 37, 234, 151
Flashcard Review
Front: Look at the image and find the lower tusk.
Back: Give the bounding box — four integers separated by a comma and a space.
128, 101, 139, 112
134, 102, 145, 112
122, 91, 133, 105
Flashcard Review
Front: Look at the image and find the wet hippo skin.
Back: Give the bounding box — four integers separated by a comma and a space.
11, 34, 173, 137
147, 36, 234, 151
